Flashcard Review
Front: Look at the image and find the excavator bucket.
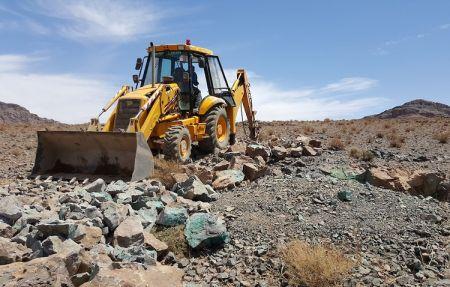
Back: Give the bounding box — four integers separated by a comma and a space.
32, 131, 154, 181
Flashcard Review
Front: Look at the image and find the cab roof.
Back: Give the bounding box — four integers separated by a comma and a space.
147, 44, 213, 56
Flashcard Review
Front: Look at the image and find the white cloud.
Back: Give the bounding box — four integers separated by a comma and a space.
320, 77, 377, 94
440, 23, 450, 30
0, 54, 381, 123
0, 54, 30, 72
25, 0, 164, 41
0, 54, 115, 123
223, 69, 382, 121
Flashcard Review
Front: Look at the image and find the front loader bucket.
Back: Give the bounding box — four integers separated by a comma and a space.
32, 131, 154, 181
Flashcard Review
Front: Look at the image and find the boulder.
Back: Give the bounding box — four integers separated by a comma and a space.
145, 199, 165, 212
366, 168, 444, 195
0, 239, 82, 286
112, 245, 157, 266
156, 206, 188, 227
173, 176, 214, 202
337, 190, 353, 202
144, 232, 169, 258
42, 235, 64, 256
0, 237, 31, 264
90, 192, 113, 205
184, 213, 230, 250
212, 170, 245, 190
171, 173, 189, 185
113, 216, 144, 248
105, 180, 128, 196
302, 146, 317, 156
309, 139, 322, 148
196, 168, 214, 185
84, 178, 106, 193
213, 160, 230, 171
0, 196, 22, 225
229, 155, 254, 171
0, 221, 13, 238
137, 207, 158, 229
101, 201, 129, 231
271, 146, 288, 160
37, 219, 74, 237
160, 191, 176, 206
245, 144, 271, 161
80, 265, 183, 287
296, 135, 311, 146
68, 225, 103, 248
243, 163, 267, 181
289, 146, 304, 158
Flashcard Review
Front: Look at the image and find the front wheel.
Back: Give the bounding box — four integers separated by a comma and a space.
198, 106, 230, 153
163, 126, 192, 162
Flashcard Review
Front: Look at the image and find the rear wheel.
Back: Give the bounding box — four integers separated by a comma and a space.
163, 126, 192, 162
199, 106, 230, 153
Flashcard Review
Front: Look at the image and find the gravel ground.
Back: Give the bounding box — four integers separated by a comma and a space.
0, 118, 449, 286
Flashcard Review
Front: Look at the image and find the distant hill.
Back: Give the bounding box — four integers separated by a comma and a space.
0, 101, 56, 124
366, 99, 450, 119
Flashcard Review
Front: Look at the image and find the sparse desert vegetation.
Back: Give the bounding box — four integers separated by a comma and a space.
280, 240, 354, 287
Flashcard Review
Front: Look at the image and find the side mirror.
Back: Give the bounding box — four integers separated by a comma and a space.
135, 58, 143, 70
132, 74, 139, 84
198, 58, 205, 68
182, 72, 190, 83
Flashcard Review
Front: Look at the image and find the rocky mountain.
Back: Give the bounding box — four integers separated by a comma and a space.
367, 99, 450, 119
0, 101, 56, 124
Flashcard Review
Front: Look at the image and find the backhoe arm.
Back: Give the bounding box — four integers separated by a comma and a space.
230, 69, 259, 140
88, 85, 130, 131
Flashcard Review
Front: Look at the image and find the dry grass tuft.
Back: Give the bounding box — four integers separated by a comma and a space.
329, 138, 345, 150
152, 158, 183, 188
303, 125, 315, 135
434, 131, 449, 144
376, 131, 384, 138
280, 240, 354, 287
153, 225, 189, 257
349, 148, 375, 161
387, 134, 405, 148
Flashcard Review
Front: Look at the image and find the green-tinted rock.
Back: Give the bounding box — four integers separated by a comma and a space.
184, 213, 229, 249
337, 190, 353, 202
156, 207, 188, 227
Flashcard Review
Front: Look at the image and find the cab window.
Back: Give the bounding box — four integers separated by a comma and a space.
207, 56, 229, 95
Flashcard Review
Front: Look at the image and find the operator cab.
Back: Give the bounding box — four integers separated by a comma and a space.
134, 41, 236, 115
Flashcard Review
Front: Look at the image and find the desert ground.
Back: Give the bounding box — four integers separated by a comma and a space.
0, 115, 449, 287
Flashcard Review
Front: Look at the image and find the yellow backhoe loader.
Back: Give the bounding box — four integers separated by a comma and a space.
32, 41, 258, 181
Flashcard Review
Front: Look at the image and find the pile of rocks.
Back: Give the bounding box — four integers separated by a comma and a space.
0, 176, 230, 286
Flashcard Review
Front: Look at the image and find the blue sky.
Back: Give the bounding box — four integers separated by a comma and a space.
0, 0, 449, 123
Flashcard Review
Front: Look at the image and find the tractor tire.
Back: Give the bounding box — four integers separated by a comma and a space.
199, 106, 230, 153
163, 125, 192, 163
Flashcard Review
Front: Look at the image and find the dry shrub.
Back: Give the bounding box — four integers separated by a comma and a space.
280, 240, 354, 287
383, 123, 391, 129
349, 147, 360, 158
387, 134, 405, 148
349, 148, 374, 161
152, 158, 183, 188
434, 131, 449, 144
303, 125, 315, 135
376, 131, 384, 138
153, 225, 188, 257
329, 138, 345, 150
323, 118, 332, 123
